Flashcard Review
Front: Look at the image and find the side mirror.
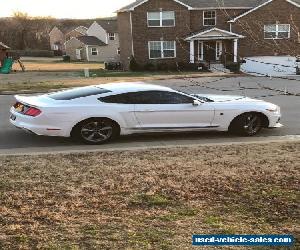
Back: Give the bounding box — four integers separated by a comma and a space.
193, 100, 202, 106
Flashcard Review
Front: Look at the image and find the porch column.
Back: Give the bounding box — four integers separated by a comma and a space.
233, 39, 238, 63
189, 41, 195, 63
199, 41, 204, 61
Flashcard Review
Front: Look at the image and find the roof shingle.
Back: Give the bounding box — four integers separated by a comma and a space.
118, 0, 300, 12
77, 36, 107, 46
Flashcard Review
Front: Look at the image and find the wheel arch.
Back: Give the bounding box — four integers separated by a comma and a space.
70, 117, 121, 137
229, 111, 270, 130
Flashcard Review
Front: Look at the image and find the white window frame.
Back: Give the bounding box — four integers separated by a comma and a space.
264, 24, 291, 39
203, 10, 216, 26
91, 47, 98, 56
148, 41, 176, 59
108, 33, 115, 41
147, 11, 175, 27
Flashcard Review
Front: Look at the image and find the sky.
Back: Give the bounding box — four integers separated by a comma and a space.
0, 0, 134, 19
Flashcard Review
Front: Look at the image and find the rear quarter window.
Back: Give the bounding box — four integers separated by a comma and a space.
48, 87, 111, 100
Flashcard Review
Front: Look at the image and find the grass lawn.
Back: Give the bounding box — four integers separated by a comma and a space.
0, 142, 299, 249
13, 60, 104, 72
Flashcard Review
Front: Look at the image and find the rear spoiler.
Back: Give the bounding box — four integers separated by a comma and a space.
14, 95, 50, 107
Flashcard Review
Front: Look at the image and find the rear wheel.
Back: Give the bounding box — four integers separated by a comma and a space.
72, 118, 119, 144
229, 113, 263, 136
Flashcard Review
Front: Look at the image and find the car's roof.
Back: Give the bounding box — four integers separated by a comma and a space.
95, 82, 174, 94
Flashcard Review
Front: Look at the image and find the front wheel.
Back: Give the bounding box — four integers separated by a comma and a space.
72, 118, 119, 144
229, 113, 263, 136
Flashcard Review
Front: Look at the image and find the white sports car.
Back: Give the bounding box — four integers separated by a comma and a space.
10, 82, 282, 144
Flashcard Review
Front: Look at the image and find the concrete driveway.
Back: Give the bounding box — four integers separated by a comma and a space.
0, 76, 299, 154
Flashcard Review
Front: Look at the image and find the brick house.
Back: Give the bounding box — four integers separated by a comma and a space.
117, 0, 300, 70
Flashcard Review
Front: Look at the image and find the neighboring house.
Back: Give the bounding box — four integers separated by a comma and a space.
117, 0, 300, 70
65, 26, 88, 41
65, 20, 120, 62
65, 36, 106, 61
0, 42, 10, 65
49, 26, 65, 55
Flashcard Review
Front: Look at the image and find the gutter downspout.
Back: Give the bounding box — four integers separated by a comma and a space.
130, 11, 134, 56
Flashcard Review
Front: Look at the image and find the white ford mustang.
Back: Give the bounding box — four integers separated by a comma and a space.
10, 82, 282, 144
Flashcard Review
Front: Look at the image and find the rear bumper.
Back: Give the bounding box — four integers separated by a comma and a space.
9, 109, 71, 137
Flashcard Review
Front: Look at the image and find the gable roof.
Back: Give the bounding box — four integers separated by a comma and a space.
229, 0, 300, 22
49, 26, 64, 36
77, 36, 107, 46
185, 27, 244, 40
118, 0, 270, 12
0, 42, 10, 49
74, 26, 88, 34
97, 20, 118, 33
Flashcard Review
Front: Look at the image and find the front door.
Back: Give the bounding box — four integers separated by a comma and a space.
76, 49, 82, 60
216, 41, 223, 61
133, 91, 215, 129
204, 41, 216, 62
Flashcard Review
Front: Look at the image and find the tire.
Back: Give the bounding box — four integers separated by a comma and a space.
72, 118, 119, 145
229, 113, 263, 136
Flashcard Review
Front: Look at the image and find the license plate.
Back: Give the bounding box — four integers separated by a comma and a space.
10, 114, 16, 121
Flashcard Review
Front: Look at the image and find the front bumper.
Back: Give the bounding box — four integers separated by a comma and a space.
267, 113, 282, 128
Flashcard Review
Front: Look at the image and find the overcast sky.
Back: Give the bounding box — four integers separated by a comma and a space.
0, 0, 134, 18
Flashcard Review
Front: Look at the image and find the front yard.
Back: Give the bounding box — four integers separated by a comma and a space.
0, 142, 299, 249
13, 57, 104, 72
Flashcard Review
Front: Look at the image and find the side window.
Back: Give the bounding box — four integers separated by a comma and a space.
152, 91, 194, 104
100, 93, 134, 104
99, 91, 194, 104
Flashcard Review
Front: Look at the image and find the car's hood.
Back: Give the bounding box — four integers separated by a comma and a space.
193, 94, 262, 103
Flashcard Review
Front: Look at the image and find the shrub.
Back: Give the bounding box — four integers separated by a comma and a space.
143, 62, 156, 71
176, 62, 205, 71
225, 62, 241, 73
156, 63, 169, 71
105, 62, 122, 70
129, 56, 140, 71
62, 55, 70, 62
11, 49, 54, 57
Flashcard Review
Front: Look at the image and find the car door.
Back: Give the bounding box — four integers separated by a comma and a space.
133, 91, 215, 129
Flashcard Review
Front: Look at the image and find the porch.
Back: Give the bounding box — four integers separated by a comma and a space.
185, 28, 244, 65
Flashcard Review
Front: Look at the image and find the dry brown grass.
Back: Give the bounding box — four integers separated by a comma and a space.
0, 142, 299, 249
13, 60, 104, 72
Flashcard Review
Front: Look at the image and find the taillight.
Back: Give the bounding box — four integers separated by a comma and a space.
13, 101, 42, 117
24, 107, 42, 117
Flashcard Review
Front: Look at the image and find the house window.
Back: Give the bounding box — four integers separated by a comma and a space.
91, 47, 98, 56
117, 48, 120, 55
108, 33, 115, 40
264, 24, 290, 39
147, 11, 175, 27
148, 41, 176, 59
203, 11, 216, 26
